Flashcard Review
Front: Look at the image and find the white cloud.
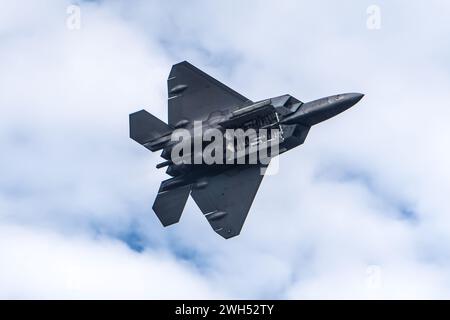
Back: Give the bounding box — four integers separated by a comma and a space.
1, 0, 450, 299
0, 223, 220, 299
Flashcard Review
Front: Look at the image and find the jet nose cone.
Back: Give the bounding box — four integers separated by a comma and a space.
280, 92, 364, 126
347, 92, 364, 105
331, 92, 364, 111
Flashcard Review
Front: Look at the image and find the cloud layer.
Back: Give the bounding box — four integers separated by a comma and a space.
1, 0, 450, 299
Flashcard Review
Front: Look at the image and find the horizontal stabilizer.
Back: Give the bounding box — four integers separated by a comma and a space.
129, 110, 172, 145
152, 184, 191, 227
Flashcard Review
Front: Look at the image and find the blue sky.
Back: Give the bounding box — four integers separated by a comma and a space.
1, 0, 450, 298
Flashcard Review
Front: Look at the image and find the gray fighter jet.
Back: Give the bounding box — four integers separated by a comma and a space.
130, 61, 363, 239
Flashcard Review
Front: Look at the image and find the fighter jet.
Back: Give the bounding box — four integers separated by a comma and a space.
130, 61, 363, 239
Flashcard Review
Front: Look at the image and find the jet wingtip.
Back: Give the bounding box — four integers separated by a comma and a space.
215, 227, 241, 240
173, 60, 190, 67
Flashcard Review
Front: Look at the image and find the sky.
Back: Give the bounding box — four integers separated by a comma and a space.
1, 0, 450, 299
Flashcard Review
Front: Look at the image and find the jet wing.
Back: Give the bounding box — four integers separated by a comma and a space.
190, 165, 267, 239
167, 61, 251, 126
